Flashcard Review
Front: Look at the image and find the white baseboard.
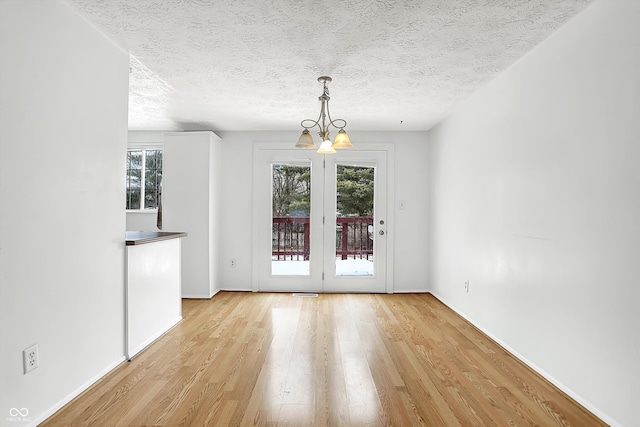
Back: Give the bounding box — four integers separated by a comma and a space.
181, 293, 213, 299
127, 316, 182, 359
181, 288, 225, 299
219, 289, 430, 294
28, 356, 126, 427
429, 291, 619, 427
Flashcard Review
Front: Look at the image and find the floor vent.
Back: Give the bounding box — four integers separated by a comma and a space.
292, 293, 319, 298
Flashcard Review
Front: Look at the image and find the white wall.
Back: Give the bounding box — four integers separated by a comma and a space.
163, 131, 222, 298
126, 211, 159, 231
0, 1, 129, 425
218, 131, 429, 293
209, 133, 222, 296
428, 1, 639, 426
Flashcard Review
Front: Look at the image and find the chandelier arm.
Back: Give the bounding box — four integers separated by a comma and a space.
323, 90, 347, 130
328, 118, 347, 129
324, 99, 333, 129
300, 118, 321, 130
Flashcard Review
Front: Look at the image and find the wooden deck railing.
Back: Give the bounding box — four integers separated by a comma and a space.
272, 217, 310, 260
272, 217, 373, 260
335, 217, 374, 260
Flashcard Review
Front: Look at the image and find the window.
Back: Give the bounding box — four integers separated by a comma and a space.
126, 148, 162, 210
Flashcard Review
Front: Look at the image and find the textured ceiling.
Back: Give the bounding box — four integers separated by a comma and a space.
66, 0, 593, 132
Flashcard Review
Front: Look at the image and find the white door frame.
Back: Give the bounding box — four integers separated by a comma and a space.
323, 151, 387, 293
252, 148, 324, 292
252, 142, 395, 293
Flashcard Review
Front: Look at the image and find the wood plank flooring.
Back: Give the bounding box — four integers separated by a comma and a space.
42, 292, 606, 426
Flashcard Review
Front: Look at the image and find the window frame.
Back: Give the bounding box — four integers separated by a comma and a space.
126, 143, 163, 212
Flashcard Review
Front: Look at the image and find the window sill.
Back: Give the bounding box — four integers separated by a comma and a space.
126, 210, 159, 214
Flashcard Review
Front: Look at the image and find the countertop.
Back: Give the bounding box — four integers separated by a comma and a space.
125, 231, 188, 246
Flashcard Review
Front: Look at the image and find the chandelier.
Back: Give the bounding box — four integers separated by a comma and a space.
295, 76, 352, 154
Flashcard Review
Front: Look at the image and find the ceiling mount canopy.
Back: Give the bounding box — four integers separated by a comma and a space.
296, 76, 352, 154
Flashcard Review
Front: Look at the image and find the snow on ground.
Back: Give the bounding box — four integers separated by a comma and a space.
271, 259, 374, 276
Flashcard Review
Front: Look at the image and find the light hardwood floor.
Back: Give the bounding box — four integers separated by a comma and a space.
42, 292, 606, 426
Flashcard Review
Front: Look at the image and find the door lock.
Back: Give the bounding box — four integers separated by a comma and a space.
379, 230, 385, 235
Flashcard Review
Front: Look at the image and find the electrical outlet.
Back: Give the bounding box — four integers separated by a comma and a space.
464, 280, 470, 293
230, 259, 236, 268
23, 344, 38, 374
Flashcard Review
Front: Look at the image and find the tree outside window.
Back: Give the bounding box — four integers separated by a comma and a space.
126, 149, 162, 210
336, 165, 373, 217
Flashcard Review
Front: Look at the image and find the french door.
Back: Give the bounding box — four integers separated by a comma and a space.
252, 146, 390, 293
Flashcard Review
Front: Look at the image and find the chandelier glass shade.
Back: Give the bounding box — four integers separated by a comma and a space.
296, 76, 352, 153
295, 129, 315, 149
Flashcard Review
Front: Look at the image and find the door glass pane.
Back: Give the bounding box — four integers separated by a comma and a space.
271, 163, 311, 276
335, 164, 374, 276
